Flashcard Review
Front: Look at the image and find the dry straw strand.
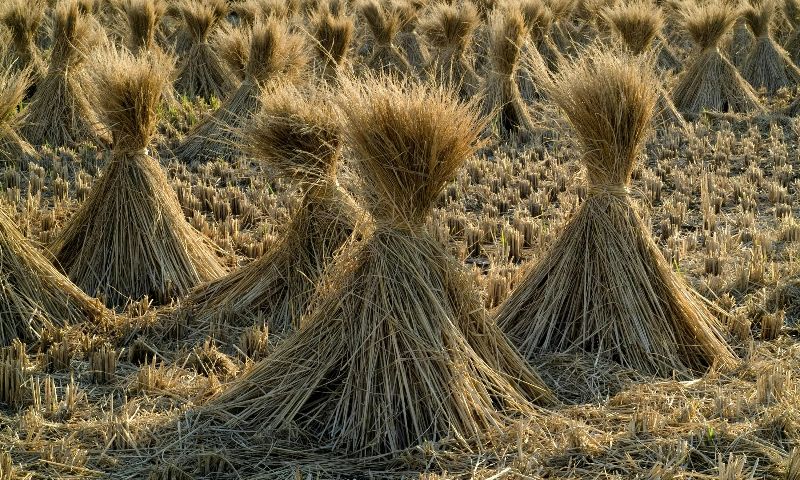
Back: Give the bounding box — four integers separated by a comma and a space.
496, 49, 737, 378
48, 48, 225, 308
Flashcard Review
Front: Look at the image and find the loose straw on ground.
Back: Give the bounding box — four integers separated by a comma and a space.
48, 49, 225, 309
496, 49, 738, 378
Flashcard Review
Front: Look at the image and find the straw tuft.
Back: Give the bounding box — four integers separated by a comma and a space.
603, 1, 664, 55
681, 1, 736, 50
310, 6, 354, 82
358, 0, 412, 76
123, 0, 166, 54
496, 49, 737, 378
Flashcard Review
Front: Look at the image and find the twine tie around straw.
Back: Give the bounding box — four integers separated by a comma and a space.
588, 184, 629, 198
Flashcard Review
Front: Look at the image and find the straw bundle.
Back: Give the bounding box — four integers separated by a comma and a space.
174, 18, 307, 167
21, 1, 108, 148
520, 0, 564, 72
671, 2, 763, 115
394, 0, 427, 71
357, 0, 412, 76
310, 4, 354, 82
730, 18, 752, 68
0, 0, 47, 86
216, 25, 250, 81
602, 2, 685, 128
122, 0, 166, 54
495, 50, 737, 377
0, 66, 36, 166
740, 0, 800, 95
173, 0, 234, 101
48, 49, 225, 309
179, 86, 360, 335
480, 5, 536, 138
0, 208, 106, 347
419, 1, 480, 100
784, 0, 800, 64
231, 0, 294, 25
198, 77, 553, 458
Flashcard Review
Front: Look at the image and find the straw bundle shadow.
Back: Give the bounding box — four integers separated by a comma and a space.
602, 2, 686, 128
419, 1, 480, 101
357, 0, 412, 76
310, 4, 354, 83
198, 77, 553, 458
179, 86, 360, 336
122, 0, 166, 54
48, 49, 225, 309
0, 0, 47, 87
394, 0, 427, 72
480, 5, 536, 139
671, 2, 763, 116
740, 0, 800, 95
520, 0, 565, 72
174, 18, 307, 167
21, 1, 109, 148
495, 50, 737, 378
0, 208, 107, 347
173, 0, 234, 101
0, 66, 36, 166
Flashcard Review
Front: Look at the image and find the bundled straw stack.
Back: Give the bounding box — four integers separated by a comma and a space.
394, 0, 427, 71
310, 3, 354, 83
785, 0, 800, 65
175, 18, 307, 167
173, 0, 234, 101
179, 86, 360, 335
671, 2, 763, 116
21, 1, 108, 148
520, 0, 564, 73
740, 0, 800, 95
358, 0, 412, 76
0, 67, 36, 166
419, 1, 481, 101
122, 0, 166, 54
602, 2, 685, 128
0, 0, 46, 87
481, 5, 536, 138
0, 208, 107, 346
197, 77, 553, 458
48, 50, 225, 309
495, 50, 737, 378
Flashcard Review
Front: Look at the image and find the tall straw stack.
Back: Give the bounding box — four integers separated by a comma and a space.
520, 0, 564, 72
21, 1, 109, 148
48, 49, 225, 309
122, 0, 166, 54
173, 0, 234, 101
740, 0, 800, 95
419, 1, 481, 101
602, 2, 686, 128
357, 0, 412, 76
197, 77, 553, 458
496, 50, 737, 378
174, 18, 307, 167
0, 208, 107, 347
394, 0, 427, 71
0, 0, 47, 87
0, 66, 36, 166
671, 1, 763, 116
310, 2, 354, 83
784, 0, 800, 64
481, 5, 536, 139
179, 85, 361, 336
